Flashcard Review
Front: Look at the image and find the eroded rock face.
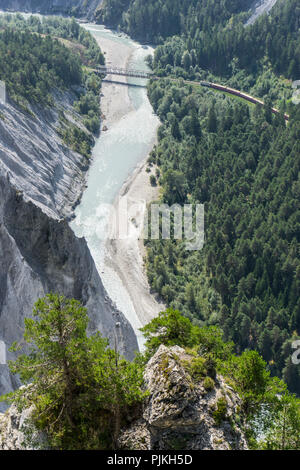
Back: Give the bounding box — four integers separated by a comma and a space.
119, 345, 249, 450
0, 93, 89, 220
0, 402, 47, 450
0, 172, 138, 408
0, 96, 138, 410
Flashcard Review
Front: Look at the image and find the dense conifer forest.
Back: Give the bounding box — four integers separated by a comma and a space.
98, 0, 253, 42
0, 15, 104, 155
100, 0, 300, 393
0, 15, 104, 104
0, 29, 82, 104
146, 81, 300, 393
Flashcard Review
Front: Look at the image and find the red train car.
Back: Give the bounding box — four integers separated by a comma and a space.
201, 81, 289, 121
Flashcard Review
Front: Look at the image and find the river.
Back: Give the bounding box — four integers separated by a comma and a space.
70, 25, 161, 350
0, 10, 163, 350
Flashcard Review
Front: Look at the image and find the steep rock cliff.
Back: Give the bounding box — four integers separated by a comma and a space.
119, 345, 249, 450
0, 96, 138, 410
0, 92, 89, 220
0, 171, 138, 407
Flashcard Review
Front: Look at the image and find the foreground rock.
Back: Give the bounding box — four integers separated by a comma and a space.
119, 345, 249, 450
0, 402, 47, 450
0, 346, 249, 450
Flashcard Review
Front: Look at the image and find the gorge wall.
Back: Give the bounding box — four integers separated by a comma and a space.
0, 91, 89, 220
0, 92, 138, 411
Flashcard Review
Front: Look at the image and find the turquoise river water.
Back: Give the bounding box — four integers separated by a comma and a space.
70, 25, 159, 349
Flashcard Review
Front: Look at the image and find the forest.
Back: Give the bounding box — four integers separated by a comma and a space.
0, 14, 104, 154
0, 29, 82, 105
100, 0, 299, 80
151, 0, 300, 80
145, 80, 300, 394
112, 0, 300, 394
98, 0, 254, 42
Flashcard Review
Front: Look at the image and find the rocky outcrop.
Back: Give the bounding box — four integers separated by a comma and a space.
0, 404, 34, 450
0, 95, 138, 410
0, 345, 248, 451
0, 400, 47, 450
0, 0, 103, 19
119, 345, 249, 450
0, 346, 249, 450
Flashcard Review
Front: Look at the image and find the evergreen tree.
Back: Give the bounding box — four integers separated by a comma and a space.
5, 294, 145, 450
171, 118, 181, 140
207, 104, 218, 132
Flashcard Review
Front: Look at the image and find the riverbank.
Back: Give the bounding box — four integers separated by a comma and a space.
105, 155, 165, 328
96, 32, 133, 127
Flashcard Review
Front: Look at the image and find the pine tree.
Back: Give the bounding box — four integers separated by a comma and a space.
5, 294, 145, 450
207, 104, 217, 132
171, 118, 181, 140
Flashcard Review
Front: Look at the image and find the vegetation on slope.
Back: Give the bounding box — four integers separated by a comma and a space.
2, 298, 299, 450
150, 0, 299, 80
141, 309, 300, 450
98, 0, 254, 43
0, 29, 82, 105
125, 0, 300, 394
0, 14, 105, 67
145, 76, 300, 393
100, 0, 299, 93
0, 14, 105, 156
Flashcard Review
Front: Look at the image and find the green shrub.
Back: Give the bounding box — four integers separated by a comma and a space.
150, 175, 157, 186
186, 357, 207, 381
213, 397, 228, 425
203, 376, 215, 391
204, 355, 217, 379
140, 308, 195, 357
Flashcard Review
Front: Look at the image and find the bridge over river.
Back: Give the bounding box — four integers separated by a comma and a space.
94, 65, 154, 80
93, 66, 289, 121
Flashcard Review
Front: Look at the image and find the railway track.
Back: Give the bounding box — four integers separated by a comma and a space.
93, 66, 289, 122
200, 81, 289, 121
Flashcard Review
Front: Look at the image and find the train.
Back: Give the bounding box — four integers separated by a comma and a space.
200, 81, 289, 122
92, 67, 289, 122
